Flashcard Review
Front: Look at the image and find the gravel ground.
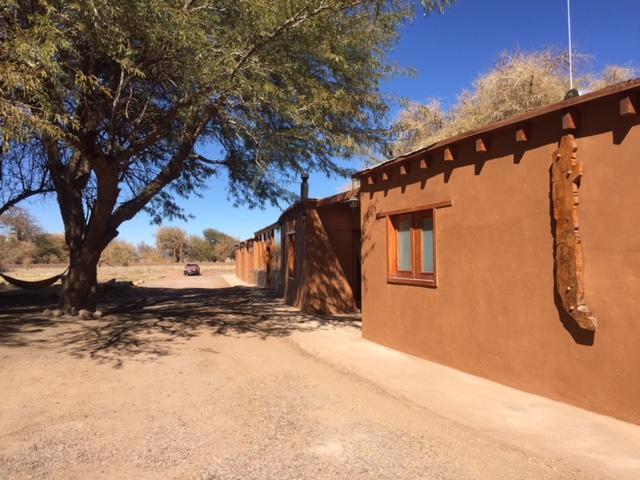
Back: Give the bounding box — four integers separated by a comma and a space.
0, 271, 587, 480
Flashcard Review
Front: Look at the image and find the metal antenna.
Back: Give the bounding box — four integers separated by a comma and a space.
567, 0, 573, 89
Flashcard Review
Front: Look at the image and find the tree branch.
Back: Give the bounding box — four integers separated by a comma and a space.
0, 187, 54, 216
111, 113, 210, 227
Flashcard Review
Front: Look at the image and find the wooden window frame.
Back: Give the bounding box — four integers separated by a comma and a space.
287, 233, 295, 279
387, 208, 437, 287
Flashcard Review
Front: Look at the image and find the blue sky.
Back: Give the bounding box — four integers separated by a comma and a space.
25, 0, 639, 244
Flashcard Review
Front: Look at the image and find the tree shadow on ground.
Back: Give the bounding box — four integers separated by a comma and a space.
0, 285, 361, 367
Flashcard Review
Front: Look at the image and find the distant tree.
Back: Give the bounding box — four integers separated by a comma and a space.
392, 49, 638, 155
0, 0, 454, 311
203, 228, 225, 247
0, 209, 68, 265
0, 238, 36, 266
101, 240, 137, 266
136, 241, 161, 263
33, 233, 69, 263
0, 206, 42, 241
203, 228, 238, 261
187, 235, 214, 262
156, 227, 188, 263
214, 236, 238, 261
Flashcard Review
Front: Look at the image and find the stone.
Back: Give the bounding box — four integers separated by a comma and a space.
78, 309, 93, 319
93, 310, 103, 319
51, 309, 63, 318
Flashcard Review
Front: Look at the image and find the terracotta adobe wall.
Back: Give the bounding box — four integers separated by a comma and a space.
234, 247, 241, 279
280, 202, 359, 315
283, 215, 305, 309
253, 230, 283, 292
359, 92, 640, 424
301, 207, 358, 314
235, 243, 255, 284
315, 202, 361, 308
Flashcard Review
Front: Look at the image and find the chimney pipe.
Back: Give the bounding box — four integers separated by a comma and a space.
300, 174, 309, 201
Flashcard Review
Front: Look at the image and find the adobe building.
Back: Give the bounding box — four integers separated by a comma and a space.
235, 239, 255, 284
235, 180, 361, 315
354, 80, 640, 424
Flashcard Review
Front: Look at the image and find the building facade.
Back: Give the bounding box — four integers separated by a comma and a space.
235, 191, 361, 315
355, 80, 640, 424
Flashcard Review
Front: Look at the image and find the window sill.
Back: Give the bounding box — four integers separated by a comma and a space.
387, 277, 437, 288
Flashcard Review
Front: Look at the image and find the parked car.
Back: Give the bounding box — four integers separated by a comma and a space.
183, 263, 200, 276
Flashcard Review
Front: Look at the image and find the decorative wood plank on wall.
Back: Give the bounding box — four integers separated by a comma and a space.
551, 134, 597, 331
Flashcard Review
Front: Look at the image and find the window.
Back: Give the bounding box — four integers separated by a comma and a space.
387, 209, 436, 286
287, 233, 295, 278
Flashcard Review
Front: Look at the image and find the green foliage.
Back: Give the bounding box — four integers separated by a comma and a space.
203, 228, 238, 260
33, 233, 68, 263
0, 0, 452, 226
187, 235, 214, 262
1, 0, 455, 307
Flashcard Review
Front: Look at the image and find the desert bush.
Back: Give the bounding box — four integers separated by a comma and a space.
136, 242, 162, 262
392, 49, 637, 156
102, 240, 138, 266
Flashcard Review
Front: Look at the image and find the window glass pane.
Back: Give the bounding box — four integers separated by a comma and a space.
397, 218, 412, 271
273, 228, 281, 248
421, 216, 434, 273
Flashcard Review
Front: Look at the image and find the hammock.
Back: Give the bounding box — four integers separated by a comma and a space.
0, 269, 68, 290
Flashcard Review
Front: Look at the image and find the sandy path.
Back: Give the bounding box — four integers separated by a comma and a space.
0, 272, 588, 479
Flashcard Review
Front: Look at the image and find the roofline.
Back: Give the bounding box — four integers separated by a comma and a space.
354, 78, 640, 177
277, 188, 359, 221
254, 221, 280, 237
237, 188, 360, 246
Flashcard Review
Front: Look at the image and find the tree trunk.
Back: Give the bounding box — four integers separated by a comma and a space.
59, 245, 102, 313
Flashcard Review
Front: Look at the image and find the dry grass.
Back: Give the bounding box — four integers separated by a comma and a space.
392, 49, 638, 156
0, 262, 235, 289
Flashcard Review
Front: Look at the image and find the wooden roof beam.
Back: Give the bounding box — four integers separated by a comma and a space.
620, 95, 637, 116
562, 110, 578, 131
443, 147, 455, 162
515, 125, 529, 143
475, 136, 490, 153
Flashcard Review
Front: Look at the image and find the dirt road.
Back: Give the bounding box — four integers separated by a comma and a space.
0, 271, 591, 479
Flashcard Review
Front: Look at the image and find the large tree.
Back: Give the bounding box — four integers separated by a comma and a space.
0, 0, 452, 311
